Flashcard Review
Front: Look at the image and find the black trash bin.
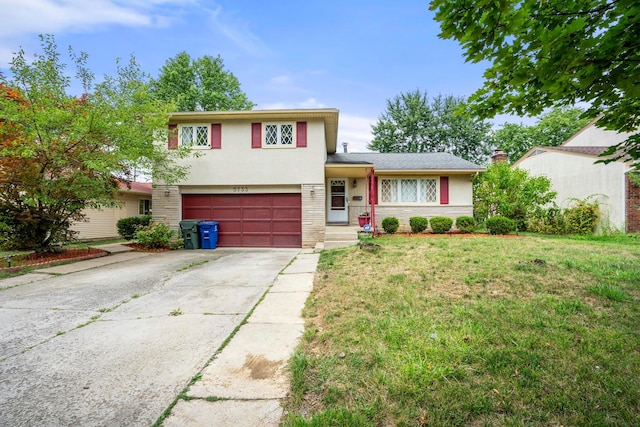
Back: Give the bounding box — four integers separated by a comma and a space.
179, 220, 201, 249
198, 221, 219, 249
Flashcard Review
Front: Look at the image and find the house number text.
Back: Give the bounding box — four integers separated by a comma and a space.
233, 186, 249, 193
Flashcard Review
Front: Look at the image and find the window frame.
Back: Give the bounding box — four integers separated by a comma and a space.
178, 124, 210, 149
379, 178, 439, 205
138, 198, 152, 215
262, 122, 296, 148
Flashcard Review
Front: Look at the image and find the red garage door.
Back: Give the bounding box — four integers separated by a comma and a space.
182, 194, 302, 248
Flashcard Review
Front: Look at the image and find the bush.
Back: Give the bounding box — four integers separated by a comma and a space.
486, 216, 516, 235
564, 198, 599, 234
455, 216, 476, 233
135, 222, 177, 249
430, 216, 453, 234
381, 217, 399, 234
117, 215, 152, 240
409, 217, 429, 233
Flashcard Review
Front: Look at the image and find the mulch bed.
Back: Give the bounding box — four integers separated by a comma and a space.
0, 248, 108, 272
124, 243, 172, 253
376, 232, 523, 238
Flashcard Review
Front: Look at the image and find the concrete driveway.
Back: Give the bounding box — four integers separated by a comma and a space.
0, 248, 298, 426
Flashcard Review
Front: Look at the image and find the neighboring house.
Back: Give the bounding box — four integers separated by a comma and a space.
514, 118, 640, 233
71, 182, 153, 240
152, 109, 484, 248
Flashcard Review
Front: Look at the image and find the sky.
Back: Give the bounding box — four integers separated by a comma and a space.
0, 0, 524, 152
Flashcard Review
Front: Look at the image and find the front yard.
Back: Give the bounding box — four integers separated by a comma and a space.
283, 234, 640, 426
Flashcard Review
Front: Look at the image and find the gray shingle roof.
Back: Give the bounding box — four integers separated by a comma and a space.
326, 152, 484, 171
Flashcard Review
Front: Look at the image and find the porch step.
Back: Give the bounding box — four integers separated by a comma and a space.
323, 225, 360, 250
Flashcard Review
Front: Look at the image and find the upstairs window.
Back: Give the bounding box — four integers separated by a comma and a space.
380, 178, 438, 203
264, 123, 294, 147
180, 125, 209, 148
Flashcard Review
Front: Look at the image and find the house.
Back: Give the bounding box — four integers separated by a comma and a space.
71, 181, 153, 240
514, 118, 639, 233
152, 109, 484, 248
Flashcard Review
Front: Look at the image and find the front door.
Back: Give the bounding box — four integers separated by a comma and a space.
327, 179, 349, 223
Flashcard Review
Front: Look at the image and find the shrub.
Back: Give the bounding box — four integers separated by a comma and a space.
409, 217, 429, 233
486, 216, 516, 235
430, 216, 453, 234
381, 217, 399, 234
455, 216, 476, 233
135, 222, 176, 249
564, 198, 599, 234
117, 215, 152, 240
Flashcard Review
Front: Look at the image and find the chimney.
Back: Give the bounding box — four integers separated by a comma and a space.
491, 149, 508, 164
342, 142, 348, 153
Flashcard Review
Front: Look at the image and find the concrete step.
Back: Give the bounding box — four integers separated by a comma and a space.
323, 231, 359, 241
323, 240, 360, 250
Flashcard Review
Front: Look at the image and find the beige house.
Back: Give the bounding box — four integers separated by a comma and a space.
514, 118, 640, 233
71, 182, 152, 240
152, 109, 484, 248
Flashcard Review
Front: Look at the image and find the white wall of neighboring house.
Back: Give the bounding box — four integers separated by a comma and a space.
564, 122, 634, 147
71, 193, 149, 240
518, 151, 628, 231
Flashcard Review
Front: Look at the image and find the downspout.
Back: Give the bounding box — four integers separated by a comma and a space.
370, 166, 376, 235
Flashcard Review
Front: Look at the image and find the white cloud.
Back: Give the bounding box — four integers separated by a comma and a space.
206, 5, 270, 57
0, 0, 177, 37
338, 113, 375, 153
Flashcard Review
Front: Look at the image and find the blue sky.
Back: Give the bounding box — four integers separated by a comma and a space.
0, 0, 517, 152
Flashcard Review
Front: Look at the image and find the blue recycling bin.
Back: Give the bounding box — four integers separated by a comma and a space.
198, 221, 219, 249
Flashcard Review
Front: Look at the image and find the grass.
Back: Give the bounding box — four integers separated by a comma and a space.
282, 234, 640, 426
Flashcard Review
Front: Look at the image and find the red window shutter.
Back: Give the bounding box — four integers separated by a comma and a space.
168, 124, 178, 149
440, 176, 449, 205
211, 124, 221, 149
296, 122, 307, 147
369, 176, 379, 205
251, 123, 261, 148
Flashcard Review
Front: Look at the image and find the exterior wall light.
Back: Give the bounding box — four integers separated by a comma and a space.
164, 188, 170, 197
310, 186, 315, 195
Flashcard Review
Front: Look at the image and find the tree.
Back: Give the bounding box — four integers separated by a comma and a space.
368, 90, 493, 164
429, 0, 640, 167
473, 162, 557, 230
0, 35, 189, 252
493, 107, 592, 163
150, 52, 254, 111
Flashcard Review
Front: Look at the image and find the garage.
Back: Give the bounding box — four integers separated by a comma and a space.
182, 194, 302, 248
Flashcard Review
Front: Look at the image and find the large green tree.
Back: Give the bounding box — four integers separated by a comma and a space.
0, 35, 189, 252
430, 0, 640, 166
150, 52, 254, 111
493, 107, 592, 163
474, 162, 557, 229
368, 90, 493, 164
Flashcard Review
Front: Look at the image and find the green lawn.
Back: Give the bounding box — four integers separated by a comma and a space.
283, 234, 640, 426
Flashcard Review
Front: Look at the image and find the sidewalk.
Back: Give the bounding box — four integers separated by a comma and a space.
163, 249, 319, 427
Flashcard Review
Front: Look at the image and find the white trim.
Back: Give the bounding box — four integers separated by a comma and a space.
262, 122, 296, 148
178, 123, 210, 149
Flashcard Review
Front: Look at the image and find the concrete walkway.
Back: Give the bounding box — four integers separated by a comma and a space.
163, 249, 319, 427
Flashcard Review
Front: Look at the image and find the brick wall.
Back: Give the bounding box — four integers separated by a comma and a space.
626, 174, 640, 233
372, 205, 474, 233
301, 183, 326, 247
152, 185, 181, 230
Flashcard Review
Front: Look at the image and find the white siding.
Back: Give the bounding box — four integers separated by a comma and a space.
518, 151, 627, 231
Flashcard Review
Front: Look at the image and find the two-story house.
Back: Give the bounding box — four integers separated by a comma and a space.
152, 109, 484, 248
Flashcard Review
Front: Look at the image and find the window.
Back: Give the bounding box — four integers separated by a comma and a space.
139, 199, 152, 215
380, 179, 438, 203
180, 125, 209, 147
264, 123, 294, 146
